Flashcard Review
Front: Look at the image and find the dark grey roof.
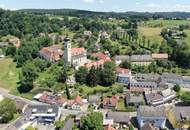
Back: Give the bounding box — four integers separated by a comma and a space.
88, 95, 101, 103
130, 55, 153, 62
135, 74, 160, 82
115, 55, 130, 61
173, 106, 190, 121
62, 119, 74, 130
138, 106, 166, 118
162, 73, 182, 80
24, 105, 59, 118
106, 112, 131, 123
130, 81, 158, 88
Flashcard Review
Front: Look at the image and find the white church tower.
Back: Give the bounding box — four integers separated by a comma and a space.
64, 37, 72, 65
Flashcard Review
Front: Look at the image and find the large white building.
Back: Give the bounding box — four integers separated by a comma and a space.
39, 37, 88, 69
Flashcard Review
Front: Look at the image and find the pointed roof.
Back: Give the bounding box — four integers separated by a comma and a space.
104, 124, 116, 130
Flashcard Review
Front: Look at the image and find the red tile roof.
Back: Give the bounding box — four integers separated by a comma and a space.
40, 45, 63, 62
130, 87, 145, 93
67, 95, 83, 106
104, 124, 116, 130
40, 45, 86, 62
103, 96, 118, 107
39, 92, 67, 105
91, 52, 110, 60
71, 48, 86, 56
116, 67, 131, 74
85, 59, 112, 69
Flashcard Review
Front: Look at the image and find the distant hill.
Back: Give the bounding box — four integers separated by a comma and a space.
18, 9, 190, 19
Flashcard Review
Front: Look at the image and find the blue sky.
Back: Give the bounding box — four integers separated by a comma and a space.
1, 0, 190, 12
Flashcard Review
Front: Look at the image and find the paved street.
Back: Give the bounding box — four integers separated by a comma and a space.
0, 88, 43, 105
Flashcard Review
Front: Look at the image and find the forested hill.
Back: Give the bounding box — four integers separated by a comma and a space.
18, 9, 190, 19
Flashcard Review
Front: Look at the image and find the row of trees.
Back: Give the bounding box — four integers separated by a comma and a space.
75, 61, 116, 87
160, 27, 190, 69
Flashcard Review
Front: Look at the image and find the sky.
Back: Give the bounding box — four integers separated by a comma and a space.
1, 0, 190, 12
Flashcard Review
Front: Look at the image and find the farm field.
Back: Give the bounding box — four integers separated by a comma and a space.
0, 58, 20, 91
146, 19, 190, 27
184, 30, 190, 45
138, 27, 163, 44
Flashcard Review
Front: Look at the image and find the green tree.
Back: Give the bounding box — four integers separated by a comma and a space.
173, 84, 181, 92
54, 120, 64, 130
87, 67, 99, 87
120, 61, 132, 69
75, 67, 88, 84
18, 61, 39, 93
180, 91, 190, 105
65, 84, 71, 99
81, 112, 103, 130
0, 98, 16, 123
100, 61, 116, 86
5, 44, 16, 56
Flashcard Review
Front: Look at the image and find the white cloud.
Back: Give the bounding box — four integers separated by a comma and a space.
147, 3, 160, 8
83, 0, 94, 3
99, 0, 104, 4
172, 4, 190, 11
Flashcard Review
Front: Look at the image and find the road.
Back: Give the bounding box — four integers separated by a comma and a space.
0, 88, 43, 105
95, 31, 102, 50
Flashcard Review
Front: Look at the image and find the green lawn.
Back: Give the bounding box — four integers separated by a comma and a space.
0, 58, 20, 91
138, 27, 163, 44
79, 85, 109, 95
146, 19, 190, 28
116, 99, 136, 112
184, 30, 190, 46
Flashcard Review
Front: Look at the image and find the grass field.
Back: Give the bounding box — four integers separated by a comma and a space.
138, 27, 163, 44
0, 58, 20, 91
184, 30, 190, 45
146, 19, 190, 27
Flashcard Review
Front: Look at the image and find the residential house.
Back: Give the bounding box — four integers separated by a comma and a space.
67, 96, 84, 110
145, 88, 176, 106
115, 55, 153, 66
84, 31, 92, 37
106, 112, 131, 129
104, 124, 116, 130
130, 81, 158, 88
130, 55, 153, 66
23, 105, 61, 124
152, 53, 169, 60
116, 67, 132, 85
39, 45, 63, 63
134, 74, 160, 82
8, 37, 21, 48
167, 106, 190, 129
161, 73, 183, 84
141, 123, 159, 130
88, 95, 101, 108
103, 96, 119, 109
125, 93, 144, 106
137, 106, 167, 129
91, 52, 110, 61
35, 92, 67, 107
85, 59, 111, 69
101, 31, 110, 39
114, 55, 130, 66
